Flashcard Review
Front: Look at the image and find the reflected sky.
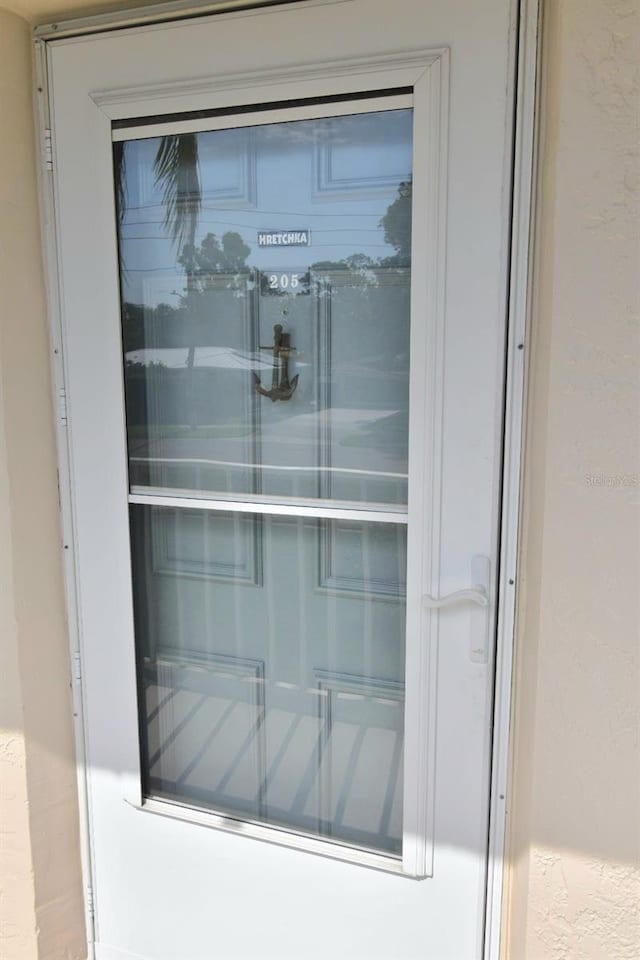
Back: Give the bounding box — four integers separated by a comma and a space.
117, 109, 413, 306
115, 106, 413, 507
123, 110, 412, 855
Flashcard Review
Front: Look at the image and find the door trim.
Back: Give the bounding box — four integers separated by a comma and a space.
33, 0, 541, 955
93, 48, 445, 121
483, 2, 541, 959
34, 0, 353, 41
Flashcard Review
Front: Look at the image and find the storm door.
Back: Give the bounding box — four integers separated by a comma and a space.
46, 1, 518, 956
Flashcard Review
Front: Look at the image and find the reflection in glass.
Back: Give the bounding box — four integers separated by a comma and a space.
116, 109, 413, 507
131, 505, 406, 855
120, 102, 413, 857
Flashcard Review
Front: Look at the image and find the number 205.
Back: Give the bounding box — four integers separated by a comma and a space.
269, 273, 300, 290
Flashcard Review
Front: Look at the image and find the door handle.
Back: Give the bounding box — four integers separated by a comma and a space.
422, 587, 488, 609
422, 556, 491, 663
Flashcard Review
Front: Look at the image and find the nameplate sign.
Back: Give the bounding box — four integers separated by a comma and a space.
258, 230, 310, 248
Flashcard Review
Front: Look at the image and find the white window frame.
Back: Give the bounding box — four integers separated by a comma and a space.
88, 53, 446, 876
112, 83, 438, 879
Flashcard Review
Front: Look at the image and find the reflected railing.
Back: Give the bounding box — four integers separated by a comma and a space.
129, 458, 408, 518
144, 649, 404, 856
130, 502, 407, 857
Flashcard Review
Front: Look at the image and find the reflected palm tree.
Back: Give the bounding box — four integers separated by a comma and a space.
116, 135, 203, 431
115, 134, 202, 253
153, 135, 201, 252
153, 135, 201, 428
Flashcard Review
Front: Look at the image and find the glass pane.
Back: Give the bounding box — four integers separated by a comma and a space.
131, 504, 406, 856
116, 108, 412, 507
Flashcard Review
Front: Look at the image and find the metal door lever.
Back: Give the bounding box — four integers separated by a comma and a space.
422, 556, 492, 663
422, 587, 488, 609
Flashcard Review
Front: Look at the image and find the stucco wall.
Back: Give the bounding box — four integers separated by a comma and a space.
504, 1, 640, 958
0, 1, 638, 959
0, 10, 86, 960
0, 345, 38, 956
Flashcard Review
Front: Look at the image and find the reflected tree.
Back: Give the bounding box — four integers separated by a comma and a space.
379, 178, 412, 266
153, 134, 202, 252
179, 231, 251, 287
152, 134, 202, 428
118, 136, 412, 434
115, 134, 202, 248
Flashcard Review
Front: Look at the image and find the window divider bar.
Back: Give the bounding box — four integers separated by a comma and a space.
128, 491, 408, 524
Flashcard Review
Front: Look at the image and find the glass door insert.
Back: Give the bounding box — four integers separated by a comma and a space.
115, 95, 413, 859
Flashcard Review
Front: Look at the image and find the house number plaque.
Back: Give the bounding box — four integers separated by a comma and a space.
260, 269, 310, 296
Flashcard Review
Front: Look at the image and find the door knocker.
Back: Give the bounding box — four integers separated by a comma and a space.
253, 323, 299, 402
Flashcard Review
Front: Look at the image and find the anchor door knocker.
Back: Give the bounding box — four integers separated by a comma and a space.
253, 323, 299, 402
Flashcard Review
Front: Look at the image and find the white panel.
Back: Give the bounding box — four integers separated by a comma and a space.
150, 509, 262, 585
198, 128, 257, 207
317, 519, 407, 600
314, 111, 413, 197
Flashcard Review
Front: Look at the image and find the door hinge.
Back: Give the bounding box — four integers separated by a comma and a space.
86, 883, 96, 943
43, 128, 53, 171
72, 650, 82, 682
58, 386, 68, 426
69, 650, 83, 720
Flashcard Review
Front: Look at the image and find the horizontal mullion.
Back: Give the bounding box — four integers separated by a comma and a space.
128, 490, 408, 524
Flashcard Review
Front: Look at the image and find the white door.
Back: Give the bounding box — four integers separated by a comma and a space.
47, 2, 518, 957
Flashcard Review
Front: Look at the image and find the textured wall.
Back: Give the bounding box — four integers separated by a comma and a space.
504, 1, 640, 958
0, 357, 38, 956
2, 0, 201, 23
0, 10, 86, 960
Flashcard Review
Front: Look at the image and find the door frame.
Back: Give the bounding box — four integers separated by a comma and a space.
33, 0, 541, 956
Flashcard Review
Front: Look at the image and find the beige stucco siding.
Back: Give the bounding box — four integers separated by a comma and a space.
0, 333, 39, 957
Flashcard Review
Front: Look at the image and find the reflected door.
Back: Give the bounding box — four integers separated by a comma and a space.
120, 105, 412, 856
48, 1, 517, 957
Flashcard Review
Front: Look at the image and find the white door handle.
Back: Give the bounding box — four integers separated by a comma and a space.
422, 587, 488, 609
422, 557, 491, 663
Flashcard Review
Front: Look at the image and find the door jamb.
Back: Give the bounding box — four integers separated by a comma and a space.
483, 1, 541, 958
33, 39, 98, 955
33, 1, 541, 956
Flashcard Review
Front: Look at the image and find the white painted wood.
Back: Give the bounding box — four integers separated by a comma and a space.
42, 1, 524, 956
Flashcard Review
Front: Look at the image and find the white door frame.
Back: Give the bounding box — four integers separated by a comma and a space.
33, 0, 541, 955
